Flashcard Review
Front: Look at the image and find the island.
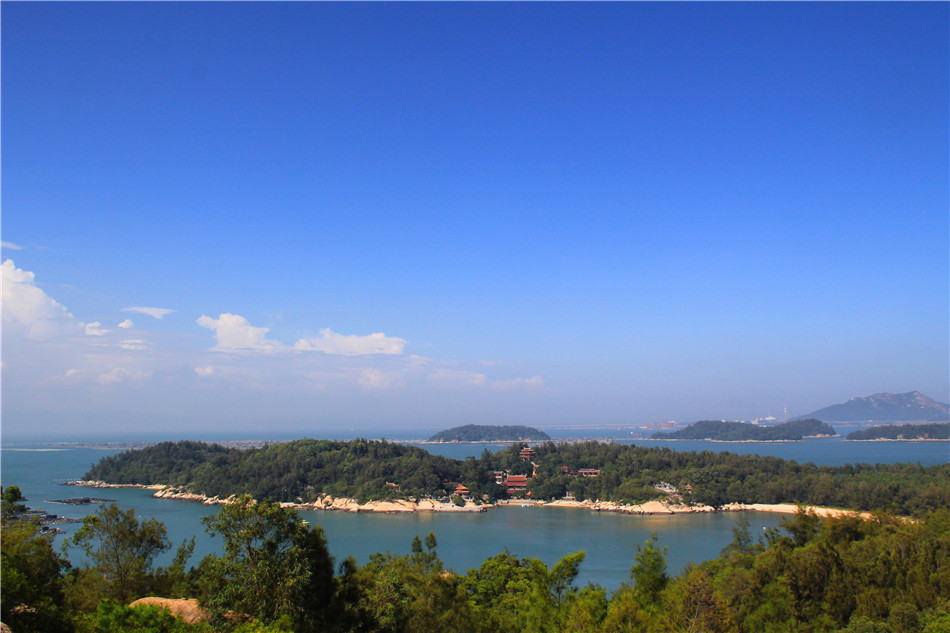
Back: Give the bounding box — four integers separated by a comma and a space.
650, 418, 837, 441
70, 438, 948, 517
427, 424, 551, 442
846, 423, 950, 441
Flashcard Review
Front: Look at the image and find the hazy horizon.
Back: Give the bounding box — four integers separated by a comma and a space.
3, 3, 948, 441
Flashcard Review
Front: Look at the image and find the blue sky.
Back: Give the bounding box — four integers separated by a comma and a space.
3, 2, 947, 440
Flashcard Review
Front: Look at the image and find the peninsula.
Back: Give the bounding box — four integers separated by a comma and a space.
75, 438, 947, 517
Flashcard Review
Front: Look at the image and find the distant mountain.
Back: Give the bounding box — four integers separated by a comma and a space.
798, 392, 950, 422
427, 424, 550, 442
651, 418, 836, 441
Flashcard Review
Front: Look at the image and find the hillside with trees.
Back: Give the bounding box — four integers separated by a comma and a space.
82, 439, 950, 516
651, 418, 837, 441
427, 424, 550, 442
3, 490, 949, 633
846, 423, 950, 441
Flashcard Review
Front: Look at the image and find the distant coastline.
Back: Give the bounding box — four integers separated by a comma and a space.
844, 438, 949, 442
648, 436, 840, 444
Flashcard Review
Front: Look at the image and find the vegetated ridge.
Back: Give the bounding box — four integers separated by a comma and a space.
7, 485, 950, 633
427, 424, 551, 442
80, 438, 949, 516
650, 418, 836, 441
798, 391, 950, 422
846, 423, 950, 441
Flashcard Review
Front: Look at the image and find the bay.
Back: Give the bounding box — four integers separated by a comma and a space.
2, 435, 945, 590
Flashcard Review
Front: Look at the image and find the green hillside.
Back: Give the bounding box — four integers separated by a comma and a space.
427, 425, 550, 442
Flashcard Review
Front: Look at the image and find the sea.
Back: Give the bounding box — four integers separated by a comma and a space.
2, 430, 946, 591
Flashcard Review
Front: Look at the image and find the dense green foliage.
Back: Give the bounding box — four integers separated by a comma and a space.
84, 440, 465, 503
84, 439, 950, 516
2, 485, 28, 520
67, 505, 173, 608
198, 495, 334, 632
518, 441, 949, 515
63, 504, 196, 615
1, 518, 72, 633
3, 485, 949, 633
847, 423, 950, 441
427, 424, 551, 442
652, 418, 837, 441
72, 602, 210, 633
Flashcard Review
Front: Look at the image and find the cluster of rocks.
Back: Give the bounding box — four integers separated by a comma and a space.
301, 496, 486, 513
542, 498, 717, 515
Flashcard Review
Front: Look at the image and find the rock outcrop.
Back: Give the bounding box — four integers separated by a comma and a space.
128, 598, 210, 624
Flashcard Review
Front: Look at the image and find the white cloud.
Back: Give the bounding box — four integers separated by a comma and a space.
118, 339, 151, 351
85, 321, 111, 336
2, 241, 23, 250
358, 368, 398, 390
98, 368, 148, 385
294, 328, 406, 356
117, 319, 134, 329
195, 365, 220, 377
490, 376, 546, 392
197, 313, 282, 352
427, 368, 487, 388
123, 306, 174, 319
1, 259, 83, 339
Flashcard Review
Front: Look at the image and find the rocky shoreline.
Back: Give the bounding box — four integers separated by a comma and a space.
64, 480, 875, 519
65, 481, 488, 513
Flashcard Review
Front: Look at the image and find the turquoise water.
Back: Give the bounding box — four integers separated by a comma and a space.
2, 438, 945, 589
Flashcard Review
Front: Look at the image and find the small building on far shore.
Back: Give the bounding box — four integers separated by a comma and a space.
505, 475, 528, 495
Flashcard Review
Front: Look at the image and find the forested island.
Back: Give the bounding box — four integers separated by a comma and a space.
80, 439, 949, 516
651, 418, 837, 441
846, 423, 950, 441
426, 424, 550, 442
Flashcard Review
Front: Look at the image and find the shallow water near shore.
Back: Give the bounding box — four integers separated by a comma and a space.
2, 437, 945, 589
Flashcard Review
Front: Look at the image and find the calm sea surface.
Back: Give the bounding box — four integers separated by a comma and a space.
2, 436, 946, 590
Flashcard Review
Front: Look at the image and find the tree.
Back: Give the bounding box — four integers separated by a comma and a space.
631, 532, 668, 604
1, 518, 71, 633
199, 496, 334, 632
557, 585, 608, 633
66, 503, 173, 608
721, 513, 754, 556
1, 484, 27, 519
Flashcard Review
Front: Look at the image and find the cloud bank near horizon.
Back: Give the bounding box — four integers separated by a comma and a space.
1, 260, 548, 437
